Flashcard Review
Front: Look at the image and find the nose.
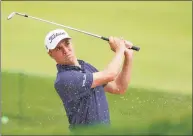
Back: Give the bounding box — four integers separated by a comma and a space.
61, 44, 69, 54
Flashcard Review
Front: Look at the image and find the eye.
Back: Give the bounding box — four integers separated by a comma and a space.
65, 41, 70, 46
56, 47, 61, 51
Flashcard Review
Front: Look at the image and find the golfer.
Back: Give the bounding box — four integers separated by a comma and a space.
44, 29, 134, 130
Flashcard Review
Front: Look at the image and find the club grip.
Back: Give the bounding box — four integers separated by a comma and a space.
131, 46, 140, 51
101, 36, 140, 51
101, 36, 110, 41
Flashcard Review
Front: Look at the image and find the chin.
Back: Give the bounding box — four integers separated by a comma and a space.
64, 58, 75, 65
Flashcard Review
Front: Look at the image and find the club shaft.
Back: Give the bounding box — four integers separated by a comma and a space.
27, 15, 102, 39
12, 12, 140, 51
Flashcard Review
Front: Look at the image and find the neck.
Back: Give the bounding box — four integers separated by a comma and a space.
57, 59, 81, 68
74, 59, 81, 67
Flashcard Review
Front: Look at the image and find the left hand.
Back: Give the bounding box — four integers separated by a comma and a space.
111, 37, 134, 58
123, 40, 134, 59
124, 40, 133, 49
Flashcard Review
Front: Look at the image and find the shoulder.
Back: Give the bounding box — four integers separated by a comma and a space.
55, 70, 79, 84
55, 69, 93, 85
54, 71, 77, 90
54, 69, 93, 91
81, 60, 99, 72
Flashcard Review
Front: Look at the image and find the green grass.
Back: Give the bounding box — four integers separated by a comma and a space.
1, 1, 192, 135
1, 71, 192, 135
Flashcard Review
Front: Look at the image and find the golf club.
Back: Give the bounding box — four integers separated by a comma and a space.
7, 12, 140, 51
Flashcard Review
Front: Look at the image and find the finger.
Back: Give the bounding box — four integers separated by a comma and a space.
124, 41, 133, 49
109, 36, 113, 44
125, 40, 133, 46
112, 37, 116, 45
114, 37, 119, 45
120, 37, 126, 45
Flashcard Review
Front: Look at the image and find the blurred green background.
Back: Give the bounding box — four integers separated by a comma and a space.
1, 1, 192, 135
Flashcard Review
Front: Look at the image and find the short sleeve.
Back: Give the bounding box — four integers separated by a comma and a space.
55, 70, 93, 101
85, 62, 106, 87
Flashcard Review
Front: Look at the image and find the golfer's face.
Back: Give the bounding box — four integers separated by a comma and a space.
51, 38, 75, 64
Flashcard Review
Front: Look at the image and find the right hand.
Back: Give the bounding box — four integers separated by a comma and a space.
108, 36, 125, 52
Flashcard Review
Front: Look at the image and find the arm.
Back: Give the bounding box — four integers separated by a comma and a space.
91, 37, 125, 88
104, 46, 134, 94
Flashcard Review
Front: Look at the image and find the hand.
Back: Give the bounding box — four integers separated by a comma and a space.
123, 40, 134, 59
124, 40, 133, 49
108, 36, 125, 52
124, 48, 134, 61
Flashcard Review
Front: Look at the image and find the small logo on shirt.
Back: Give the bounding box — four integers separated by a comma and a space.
82, 74, 86, 87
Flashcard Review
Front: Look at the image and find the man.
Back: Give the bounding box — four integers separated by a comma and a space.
44, 29, 133, 130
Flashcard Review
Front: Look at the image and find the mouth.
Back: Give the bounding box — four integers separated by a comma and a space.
64, 53, 72, 59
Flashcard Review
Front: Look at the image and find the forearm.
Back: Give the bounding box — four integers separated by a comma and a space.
115, 52, 133, 91
92, 37, 126, 88
103, 48, 125, 80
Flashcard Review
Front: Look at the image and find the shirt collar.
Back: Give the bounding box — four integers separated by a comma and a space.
56, 59, 85, 72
